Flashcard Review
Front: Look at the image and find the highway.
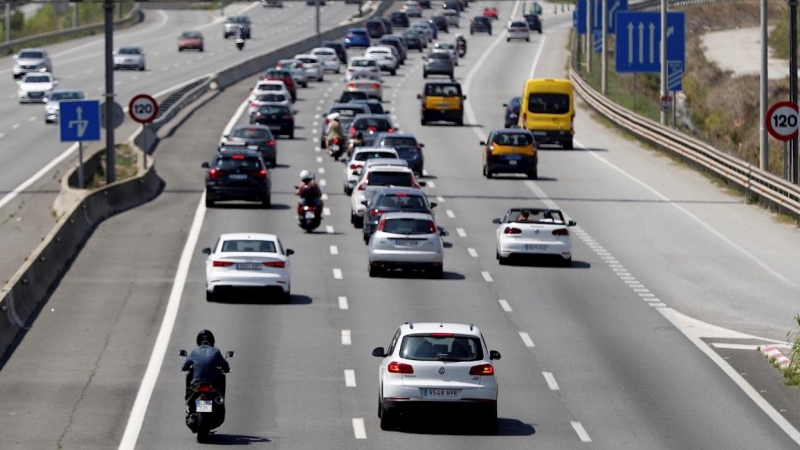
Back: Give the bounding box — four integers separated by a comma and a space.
1, 1, 800, 449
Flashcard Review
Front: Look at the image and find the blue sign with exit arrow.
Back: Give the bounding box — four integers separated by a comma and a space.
615, 11, 685, 90
59, 99, 101, 142
575, 0, 628, 35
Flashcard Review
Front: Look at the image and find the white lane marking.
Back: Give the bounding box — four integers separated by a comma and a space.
326, 225, 335, 234
467, 248, 478, 258
571, 421, 592, 443
456, 227, 466, 237
519, 332, 535, 347
422, 169, 429, 177
345, 369, 357, 387
427, 181, 435, 188
330, 245, 339, 255
352, 418, 367, 439
713, 343, 787, 350
338, 296, 349, 310
481, 271, 493, 282
499, 299, 513, 312
323, 207, 331, 216
27, 116, 35, 122
320, 179, 327, 186
316, 156, 323, 163
341, 330, 352, 345
446, 209, 455, 218
321, 193, 329, 200
436, 195, 445, 202
318, 167, 326, 174
11, 124, 20, 130
333, 268, 343, 279
543, 372, 559, 390
319, 99, 325, 104
0, 133, 4, 139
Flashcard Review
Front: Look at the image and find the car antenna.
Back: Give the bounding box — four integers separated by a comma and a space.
406, 321, 413, 329
439, 323, 443, 328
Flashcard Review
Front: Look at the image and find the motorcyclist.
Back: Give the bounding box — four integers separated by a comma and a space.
296, 170, 322, 215
181, 330, 230, 400
347, 131, 364, 158
456, 33, 467, 53
325, 112, 346, 150
236, 25, 245, 39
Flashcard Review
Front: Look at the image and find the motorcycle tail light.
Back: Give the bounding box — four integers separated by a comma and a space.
196, 384, 214, 393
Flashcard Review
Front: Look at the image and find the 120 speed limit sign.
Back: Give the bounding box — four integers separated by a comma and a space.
128, 93, 159, 124
766, 101, 799, 141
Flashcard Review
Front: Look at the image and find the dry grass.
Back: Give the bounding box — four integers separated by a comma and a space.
87, 143, 140, 189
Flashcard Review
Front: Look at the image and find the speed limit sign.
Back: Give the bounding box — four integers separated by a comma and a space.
766, 101, 799, 141
128, 93, 159, 124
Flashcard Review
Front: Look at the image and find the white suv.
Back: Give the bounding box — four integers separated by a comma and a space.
372, 322, 501, 432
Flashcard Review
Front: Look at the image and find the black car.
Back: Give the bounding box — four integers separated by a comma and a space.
443, 0, 463, 12
374, 132, 425, 177
320, 103, 371, 148
250, 104, 295, 139
202, 149, 271, 208
503, 96, 521, 128
351, 98, 388, 115
364, 19, 386, 39
376, 35, 407, 63
322, 40, 347, 64
523, 14, 542, 33
378, 17, 393, 35
419, 0, 431, 7
470, 16, 492, 34
349, 114, 395, 147
402, 30, 424, 51
362, 187, 436, 243
430, 16, 449, 34
220, 124, 278, 167
423, 51, 455, 78
389, 11, 410, 28
338, 90, 370, 103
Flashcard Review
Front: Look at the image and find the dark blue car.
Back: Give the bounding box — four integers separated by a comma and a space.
374, 132, 425, 178
503, 96, 521, 128
344, 28, 371, 48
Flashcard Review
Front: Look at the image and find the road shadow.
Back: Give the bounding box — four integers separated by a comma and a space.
271, 163, 291, 169
488, 174, 556, 181
399, 417, 536, 436
421, 173, 438, 179
503, 258, 590, 269
377, 270, 466, 280
211, 433, 272, 445
208, 203, 290, 210
211, 291, 312, 305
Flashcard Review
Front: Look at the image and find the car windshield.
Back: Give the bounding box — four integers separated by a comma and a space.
280, 61, 300, 68
400, 335, 482, 361
24, 75, 50, 83
527, 93, 570, 114
257, 83, 283, 91
258, 105, 289, 115
382, 137, 417, 147
220, 239, 276, 253
509, 97, 521, 108
377, 194, 426, 208
297, 57, 316, 64
181, 32, 201, 38
354, 118, 391, 130
19, 51, 44, 59
368, 171, 413, 186
227, 16, 248, 23
266, 70, 291, 78
352, 59, 376, 67
355, 151, 397, 161
118, 47, 140, 55
214, 156, 263, 170
231, 128, 272, 139
492, 132, 533, 146
425, 84, 461, 96
50, 91, 84, 101
257, 93, 286, 102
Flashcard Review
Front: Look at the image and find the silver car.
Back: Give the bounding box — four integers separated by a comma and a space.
113, 46, 146, 71
433, 43, 458, 66
277, 59, 309, 88
347, 72, 383, 101
367, 211, 448, 278
44, 89, 86, 124
12, 48, 52, 80
507, 20, 531, 42
443, 8, 460, 28
294, 54, 325, 81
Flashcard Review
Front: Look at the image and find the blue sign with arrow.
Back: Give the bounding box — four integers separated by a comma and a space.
59, 99, 101, 142
576, 0, 628, 35
615, 11, 685, 91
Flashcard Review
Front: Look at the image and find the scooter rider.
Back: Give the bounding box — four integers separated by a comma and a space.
181, 329, 230, 400
456, 33, 467, 54
235, 26, 245, 49
347, 131, 364, 158
296, 170, 322, 214
325, 112, 346, 149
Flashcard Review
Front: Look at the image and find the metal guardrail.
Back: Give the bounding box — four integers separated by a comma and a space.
569, 35, 800, 217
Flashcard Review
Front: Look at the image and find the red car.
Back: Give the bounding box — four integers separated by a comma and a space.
178, 31, 204, 52
483, 7, 498, 19
263, 68, 297, 102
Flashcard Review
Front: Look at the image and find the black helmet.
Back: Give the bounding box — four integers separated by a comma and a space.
196, 329, 215, 347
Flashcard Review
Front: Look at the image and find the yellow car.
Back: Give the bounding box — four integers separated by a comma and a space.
481, 129, 538, 179
417, 81, 466, 125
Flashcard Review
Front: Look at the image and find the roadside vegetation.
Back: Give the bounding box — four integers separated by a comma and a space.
782, 315, 800, 388
87, 143, 140, 189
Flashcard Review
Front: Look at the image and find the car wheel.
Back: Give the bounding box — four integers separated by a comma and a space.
369, 263, 382, 278
506, 38, 510, 42
423, 71, 427, 78
303, 82, 308, 88
391, 69, 396, 76
140, 65, 146, 71
281, 288, 291, 303
562, 257, 573, 268
489, 30, 492, 35
200, 47, 204, 52
470, 30, 473, 35
262, 194, 272, 208
354, 214, 364, 228
527, 169, 538, 180
456, 117, 463, 126
178, 47, 183, 52
205, 198, 215, 208
526, 37, 530, 42
289, 129, 295, 139
430, 267, 444, 278
563, 139, 574, 150
206, 290, 216, 302
481, 406, 498, 435
421, 118, 427, 126
379, 400, 398, 430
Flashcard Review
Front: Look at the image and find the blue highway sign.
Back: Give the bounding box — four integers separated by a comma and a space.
576, 0, 628, 35
615, 11, 685, 90
59, 99, 101, 142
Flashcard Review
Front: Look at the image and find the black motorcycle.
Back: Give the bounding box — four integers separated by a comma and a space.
236, 37, 245, 50
457, 40, 467, 57
179, 349, 235, 442
295, 186, 324, 232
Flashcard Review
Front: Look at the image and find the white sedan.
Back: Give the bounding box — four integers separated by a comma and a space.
493, 208, 576, 266
294, 54, 324, 81
17, 72, 56, 103
249, 80, 291, 102
203, 233, 294, 302
372, 322, 501, 433
342, 147, 399, 195
311, 47, 342, 73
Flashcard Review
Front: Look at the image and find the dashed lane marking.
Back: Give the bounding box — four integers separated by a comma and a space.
571, 421, 592, 443
318, 167, 325, 174
319, 179, 327, 187
456, 227, 466, 237
333, 268, 343, 279
519, 332, 534, 347
467, 248, 478, 258
341, 330, 352, 345
352, 418, 367, 439
543, 372, 559, 390
345, 369, 356, 387
499, 299, 512, 312
27, 116, 35, 122
436, 196, 444, 202
316, 156, 323, 163
326, 225, 335, 234
323, 207, 331, 216
481, 271, 493, 282
446, 210, 455, 218
427, 181, 435, 188
338, 296, 349, 310
330, 245, 339, 255
321, 193, 329, 200
11, 124, 19, 130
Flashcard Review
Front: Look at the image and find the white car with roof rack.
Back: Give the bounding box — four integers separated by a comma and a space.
342, 147, 399, 195
492, 207, 576, 266
372, 322, 501, 431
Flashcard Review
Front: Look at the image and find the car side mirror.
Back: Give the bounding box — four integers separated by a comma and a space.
438, 226, 449, 236
293, 110, 299, 115
226, 351, 235, 358
418, 181, 426, 187
222, 134, 229, 140
201, 247, 211, 255
462, 95, 467, 100
430, 202, 437, 208
372, 347, 386, 357
178, 349, 188, 357
490, 350, 501, 360
286, 249, 295, 256
479, 141, 486, 146
416, 94, 422, 99
491, 218, 501, 224
568, 220, 577, 227
201, 161, 210, 168
502, 103, 508, 107
419, 143, 425, 147
361, 200, 368, 206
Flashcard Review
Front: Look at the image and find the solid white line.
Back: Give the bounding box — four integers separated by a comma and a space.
499, 299, 512, 312
519, 332, 534, 347
338, 296, 349, 310
467, 248, 478, 258
345, 369, 357, 387
352, 418, 367, 439
118, 193, 208, 450
341, 329, 352, 345
326, 225, 335, 234
650, 302, 667, 308
446, 209, 455, 218
11, 124, 19, 130
571, 421, 592, 442
481, 271, 493, 282
711, 343, 775, 350
330, 245, 339, 255
333, 268, 343, 279
543, 372, 559, 390
456, 227, 466, 237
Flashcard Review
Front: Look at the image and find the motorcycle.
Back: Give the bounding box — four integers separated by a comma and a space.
235, 37, 245, 50
327, 137, 345, 160
457, 42, 467, 57
295, 187, 324, 232
179, 349, 235, 443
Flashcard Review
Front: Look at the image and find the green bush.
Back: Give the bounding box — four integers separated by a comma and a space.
10, 9, 24, 33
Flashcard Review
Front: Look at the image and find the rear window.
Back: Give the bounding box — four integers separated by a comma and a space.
353, 118, 391, 131
396, 147, 421, 160
427, 52, 450, 60
258, 104, 290, 115
266, 69, 291, 78
297, 57, 316, 64
257, 93, 287, 102
366, 21, 383, 28
473, 17, 489, 24
424, 83, 461, 96
25, 75, 51, 83
257, 83, 283, 91
351, 59, 377, 67
382, 137, 417, 147
355, 151, 397, 161
331, 107, 365, 118
492, 132, 533, 146
340, 91, 369, 102
399, 335, 483, 361
377, 194, 427, 208
509, 209, 566, 223
381, 218, 435, 235
527, 93, 570, 114
50, 91, 84, 101
214, 156, 263, 170
510, 22, 528, 29
181, 32, 202, 39
231, 127, 272, 139
220, 239, 276, 253
368, 171, 413, 186
118, 47, 141, 55
350, 29, 367, 35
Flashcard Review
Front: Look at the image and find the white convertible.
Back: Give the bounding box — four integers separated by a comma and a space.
492, 208, 576, 266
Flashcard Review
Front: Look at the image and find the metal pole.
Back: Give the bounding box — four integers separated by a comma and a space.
5, 2, 10, 42
672, 91, 677, 129
78, 142, 85, 190
72, 1, 78, 28
791, 0, 799, 183
315, 0, 321, 45
586, 0, 592, 73
104, 0, 115, 184
633, 75, 637, 111
785, 140, 790, 179
601, 0, 607, 94
760, 0, 769, 170
659, 0, 667, 125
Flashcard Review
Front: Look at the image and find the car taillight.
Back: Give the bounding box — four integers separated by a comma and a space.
469, 364, 494, 376
196, 384, 214, 393
357, 182, 366, 191
349, 163, 362, 169
251, 102, 259, 108
377, 218, 386, 231
387, 361, 414, 374
427, 220, 437, 233
332, 138, 340, 144
208, 169, 227, 179
213, 260, 234, 267
387, 128, 394, 133
369, 208, 383, 216
348, 83, 356, 88
263, 261, 285, 268
268, 140, 275, 146
372, 83, 380, 89
283, 114, 293, 119
349, 127, 356, 137
253, 169, 267, 179
522, 112, 527, 123
552, 228, 569, 236
348, 68, 355, 72
504, 227, 522, 234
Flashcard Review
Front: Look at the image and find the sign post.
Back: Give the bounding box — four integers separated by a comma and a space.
766, 101, 799, 142
59, 100, 101, 189
128, 94, 159, 170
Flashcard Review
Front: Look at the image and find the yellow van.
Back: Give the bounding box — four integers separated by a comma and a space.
519, 78, 574, 149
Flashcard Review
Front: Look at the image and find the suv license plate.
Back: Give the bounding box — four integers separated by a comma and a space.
424, 389, 459, 397
196, 400, 213, 412
525, 245, 547, 251
229, 174, 248, 180
236, 263, 262, 270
